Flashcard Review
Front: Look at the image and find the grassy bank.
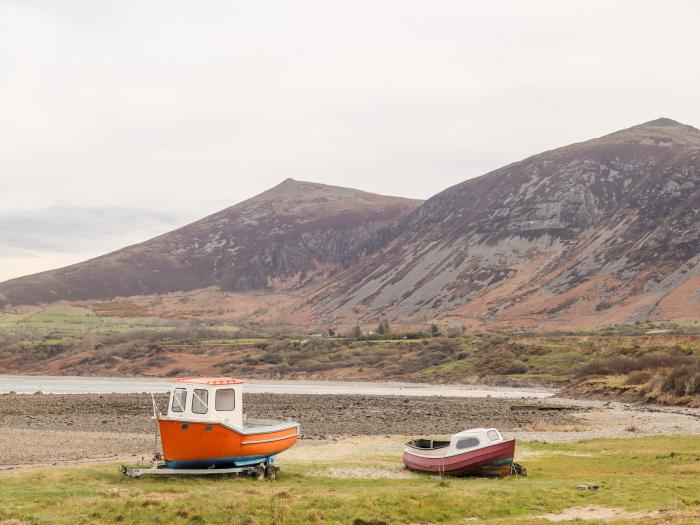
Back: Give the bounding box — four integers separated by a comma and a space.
1, 436, 699, 524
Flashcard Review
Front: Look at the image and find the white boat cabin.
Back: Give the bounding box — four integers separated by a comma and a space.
406, 428, 506, 456
166, 377, 244, 427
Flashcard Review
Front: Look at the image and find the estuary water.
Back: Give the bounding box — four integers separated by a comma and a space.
0, 375, 554, 398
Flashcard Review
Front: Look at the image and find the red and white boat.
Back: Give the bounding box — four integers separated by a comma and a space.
403, 428, 516, 477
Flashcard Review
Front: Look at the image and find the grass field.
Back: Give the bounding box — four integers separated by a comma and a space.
1, 436, 699, 524
0, 305, 170, 335
0, 305, 241, 335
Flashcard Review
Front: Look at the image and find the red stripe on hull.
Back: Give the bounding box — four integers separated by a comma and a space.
403, 439, 515, 475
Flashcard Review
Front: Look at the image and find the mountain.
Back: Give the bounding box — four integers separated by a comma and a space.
0, 179, 422, 304
2, 119, 699, 329
306, 118, 700, 327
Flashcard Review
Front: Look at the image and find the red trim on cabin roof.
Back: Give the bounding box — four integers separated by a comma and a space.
175, 377, 245, 385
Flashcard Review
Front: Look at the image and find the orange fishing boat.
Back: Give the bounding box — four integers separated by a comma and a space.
156, 377, 300, 470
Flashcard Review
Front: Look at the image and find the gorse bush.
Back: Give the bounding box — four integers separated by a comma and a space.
576, 348, 699, 401
661, 364, 700, 396
625, 370, 653, 385
576, 351, 695, 378
503, 360, 528, 375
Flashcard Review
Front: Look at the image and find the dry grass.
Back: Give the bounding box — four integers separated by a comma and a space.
1, 435, 700, 524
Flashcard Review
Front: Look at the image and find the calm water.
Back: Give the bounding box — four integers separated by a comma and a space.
0, 375, 554, 398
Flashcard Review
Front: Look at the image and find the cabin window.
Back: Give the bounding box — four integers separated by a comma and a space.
192, 388, 209, 414
215, 388, 235, 411
171, 388, 187, 413
456, 437, 480, 449
487, 430, 500, 441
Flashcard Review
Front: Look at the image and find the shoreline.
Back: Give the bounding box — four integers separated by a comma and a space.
0, 374, 555, 398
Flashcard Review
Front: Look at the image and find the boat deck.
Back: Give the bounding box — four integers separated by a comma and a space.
243, 417, 298, 434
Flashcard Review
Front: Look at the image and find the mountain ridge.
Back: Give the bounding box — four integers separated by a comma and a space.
1, 118, 698, 328
303, 117, 700, 327
0, 179, 422, 304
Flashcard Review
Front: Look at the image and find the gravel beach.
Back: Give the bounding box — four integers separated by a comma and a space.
1, 393, 698, 468
1, 393, 577, 435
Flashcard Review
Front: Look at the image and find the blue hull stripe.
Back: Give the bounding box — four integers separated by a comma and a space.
165, 454, 277, 469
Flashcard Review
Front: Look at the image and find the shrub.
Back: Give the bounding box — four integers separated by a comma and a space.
625, 370, 652, 385
661, 364, 700, 396
692, 373, 700, 395
260, 352, 283, 364
403, 331, 427, 339
638, 351, 693, 369
577, 352, 696, 379
662, 369, 688, 396
640, 373, 663, 396
503, 361, 528, 375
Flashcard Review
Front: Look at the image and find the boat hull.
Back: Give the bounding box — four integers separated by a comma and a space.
158, 419, 299, 469
403, 439, 515, 477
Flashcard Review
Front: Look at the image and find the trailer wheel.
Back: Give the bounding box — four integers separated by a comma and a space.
511, 462, 527, 477
266, 465, 277, 480
255, 465, 266, 481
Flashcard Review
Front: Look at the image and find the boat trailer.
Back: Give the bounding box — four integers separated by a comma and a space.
120, 460, 279, 480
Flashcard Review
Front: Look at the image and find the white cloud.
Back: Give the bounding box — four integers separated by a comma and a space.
1, 0, 699, 280
0, 207, 191, 281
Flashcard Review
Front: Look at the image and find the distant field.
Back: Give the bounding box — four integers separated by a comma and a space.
0, 304, 164, 334
0, 305, 240, 334
0, 436, 698, 524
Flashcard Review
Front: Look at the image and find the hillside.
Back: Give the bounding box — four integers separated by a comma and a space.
0, 180, 421, 304
306, 118, 700, 328
1, 119, 699, 330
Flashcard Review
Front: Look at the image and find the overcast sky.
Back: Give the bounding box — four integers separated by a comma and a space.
1, 1, 699, 282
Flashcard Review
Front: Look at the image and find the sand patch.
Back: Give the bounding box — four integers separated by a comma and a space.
512, 449, 546, 460
312, 466, 419, 479
281, 436, 405, 462
537, 505, 660, 522
284, 437, 417, 478
0, 427, 151, 467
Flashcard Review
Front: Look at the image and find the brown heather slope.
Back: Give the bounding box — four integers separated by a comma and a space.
305, 118, 700, 328
1, 119, 698, 330
0, 179, 421, 304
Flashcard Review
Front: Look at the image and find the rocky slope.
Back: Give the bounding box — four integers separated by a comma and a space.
306, 118, 700, 327
0, 180, 421, 304
1, 119, 698, 329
